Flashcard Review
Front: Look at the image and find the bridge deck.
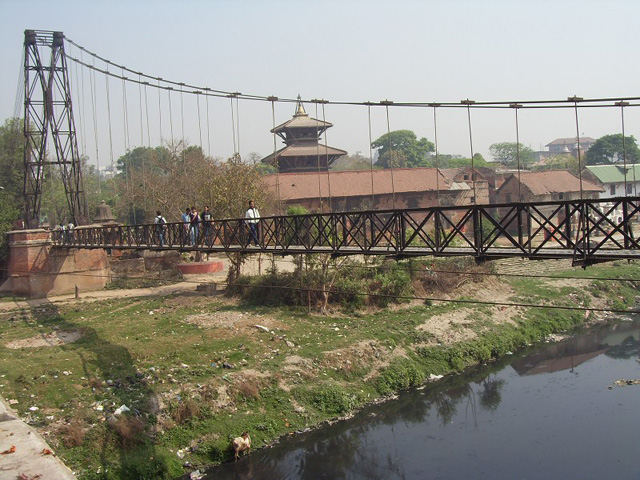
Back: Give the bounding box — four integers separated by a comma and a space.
54, 197, 640, 266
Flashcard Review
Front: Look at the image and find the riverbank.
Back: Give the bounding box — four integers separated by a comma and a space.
0, 259, 637, 479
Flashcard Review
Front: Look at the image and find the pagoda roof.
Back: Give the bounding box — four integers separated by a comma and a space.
271, 100, 333, 133
262, 142, 347, 165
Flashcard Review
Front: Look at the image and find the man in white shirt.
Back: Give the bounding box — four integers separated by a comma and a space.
245, 200, 260, 246
154, 210, 167, 246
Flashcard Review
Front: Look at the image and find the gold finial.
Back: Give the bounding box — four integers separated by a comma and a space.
295, 95, 307, 116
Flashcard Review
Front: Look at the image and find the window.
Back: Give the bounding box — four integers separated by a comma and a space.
505, 194, 512, 203
627, 184, 633, 195
610, 185, 616, 195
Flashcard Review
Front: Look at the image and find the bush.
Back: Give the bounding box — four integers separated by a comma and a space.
300, 384, 358, 415
374, 359, 423, 395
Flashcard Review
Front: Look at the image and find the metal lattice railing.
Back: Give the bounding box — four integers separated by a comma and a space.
52, 197, 640, 266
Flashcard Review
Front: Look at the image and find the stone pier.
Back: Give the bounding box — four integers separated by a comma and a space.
0, 229, 110, 298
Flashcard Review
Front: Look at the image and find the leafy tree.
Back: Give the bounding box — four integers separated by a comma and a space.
534, 154, 579, 175
489, 142, 536, 167
331, 152, 373, 171
0, 118, 23, 272
0, 118, 24, 201
585, 134, 640, 165
372, 130, 435, 168
439, 155, 492, 169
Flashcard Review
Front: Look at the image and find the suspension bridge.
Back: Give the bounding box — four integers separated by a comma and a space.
15, 30, 640, 266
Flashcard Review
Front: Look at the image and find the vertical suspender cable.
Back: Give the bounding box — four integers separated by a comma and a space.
321, 102, 333, 212
138, 73, 147, 213
512, 103, 523, 201
205, 92, 212, 158
196, 92, 203, 152
157, 79, 163, 143
180, 83, 185, 161
270, 98, 282, 215
463, 99, 476, 204
104, 71, 115, 196
367, 104, 375, 209
76, 50, 87, 159
617, 101, 630, 196
570, 96, 584, 199
167, 87, 174, 143
230, 96, 237, 155
138, 74, 144, 147
235, 96, 241, 157
143, 82, 151, 148
89, 62, 100, 192
384, 103, 396, 210
315, 102, 323, 212
431, 104, 441, 206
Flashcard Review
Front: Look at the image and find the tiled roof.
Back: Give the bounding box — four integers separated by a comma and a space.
261, 143, 347, 164
501, 171, 603, 195
584, 164, 640, 183
545, 137, 597, 147
262, 167, 449, 200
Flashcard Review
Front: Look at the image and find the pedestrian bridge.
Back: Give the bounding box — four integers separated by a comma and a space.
54, 197, 640, 266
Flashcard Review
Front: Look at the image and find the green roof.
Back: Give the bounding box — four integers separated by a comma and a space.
585, 164, 640, 183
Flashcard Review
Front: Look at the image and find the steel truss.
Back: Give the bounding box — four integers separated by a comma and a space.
54, 197, 640, 266
23, 30, 88, 228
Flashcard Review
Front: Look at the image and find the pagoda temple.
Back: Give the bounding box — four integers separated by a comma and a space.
261, 97, 347, 173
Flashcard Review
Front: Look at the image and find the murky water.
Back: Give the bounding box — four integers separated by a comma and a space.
203, 318, 640, 480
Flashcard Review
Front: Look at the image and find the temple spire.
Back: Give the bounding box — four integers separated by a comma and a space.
294, 94, 307, 117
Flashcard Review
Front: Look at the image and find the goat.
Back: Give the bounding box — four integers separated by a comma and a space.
232, 431, 251, 461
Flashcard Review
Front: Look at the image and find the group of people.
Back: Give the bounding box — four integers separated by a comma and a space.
153, 200, 261, 247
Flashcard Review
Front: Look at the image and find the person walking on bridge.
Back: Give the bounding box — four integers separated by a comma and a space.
245, 200, 261, 246
154, 210, 167, 246
181, 207, 191, 246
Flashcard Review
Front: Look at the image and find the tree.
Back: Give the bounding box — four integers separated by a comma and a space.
371, 130, 435, 168
331, 152, 373, 171
534, 154, 579, 175
0, 118, 24, 201
489, 142, 536, 168
585, 134, 640, 165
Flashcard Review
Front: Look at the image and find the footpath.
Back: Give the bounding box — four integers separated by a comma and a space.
0, 396, 76, 479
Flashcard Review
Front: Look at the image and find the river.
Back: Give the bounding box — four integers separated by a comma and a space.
202, 317, 640, 480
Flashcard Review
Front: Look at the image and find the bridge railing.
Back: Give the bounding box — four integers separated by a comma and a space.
51, 196, 640, 264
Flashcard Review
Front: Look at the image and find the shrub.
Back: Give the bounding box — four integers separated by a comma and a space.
170, 398, 200, 425
374, 359, 423, 395
112, 416, 146, 448
301, 384, 358, 415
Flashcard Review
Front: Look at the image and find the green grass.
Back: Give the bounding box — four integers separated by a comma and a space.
0, 261, 637, 478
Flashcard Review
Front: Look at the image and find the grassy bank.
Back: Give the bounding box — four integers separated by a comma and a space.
0, 260, 637, 478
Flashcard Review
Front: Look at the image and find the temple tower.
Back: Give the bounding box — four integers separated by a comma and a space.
261, 97, 346, 173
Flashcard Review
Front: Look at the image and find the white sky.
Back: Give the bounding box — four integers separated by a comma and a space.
2, 0, 640, 167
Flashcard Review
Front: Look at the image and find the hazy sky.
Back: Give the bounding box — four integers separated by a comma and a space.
2, 0, 640, 166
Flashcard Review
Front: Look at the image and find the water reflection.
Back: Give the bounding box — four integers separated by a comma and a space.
202, 318, 640, 480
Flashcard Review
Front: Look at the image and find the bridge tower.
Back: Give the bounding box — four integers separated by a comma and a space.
22, 30, 88, 228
